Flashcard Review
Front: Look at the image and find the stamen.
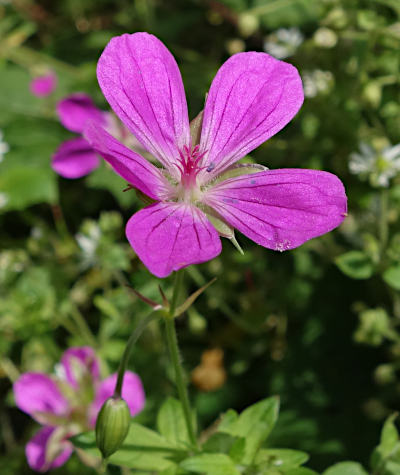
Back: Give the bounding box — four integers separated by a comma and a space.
176, 145, 209, 191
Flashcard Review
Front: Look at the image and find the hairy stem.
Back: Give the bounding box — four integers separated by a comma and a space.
164, 269, 198, 448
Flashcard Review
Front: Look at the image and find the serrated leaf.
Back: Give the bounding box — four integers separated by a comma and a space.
157, 397, 190, 447
335, 251, 374, 279
323, 462, 368, 475
180, 453, 240, 475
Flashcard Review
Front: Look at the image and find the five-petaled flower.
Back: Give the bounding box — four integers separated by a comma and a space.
84, 32, 347, 278
14, 346, 145, 472
53, 93, 142, 179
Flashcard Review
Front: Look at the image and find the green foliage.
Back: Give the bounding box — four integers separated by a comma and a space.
371, 414, 400, 475
322, 462, 368, 475
74, 397, 313, 474
335, 251, 374, 280
2, 0, 400, 474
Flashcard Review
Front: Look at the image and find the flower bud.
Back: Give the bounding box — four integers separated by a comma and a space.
95, 397, 130, 459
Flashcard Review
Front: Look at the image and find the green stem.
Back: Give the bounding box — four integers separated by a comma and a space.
69, 304, 97, 348
170, 269, 184, 317
247, 0, 296, 15
379, 188, 389, 256
114, 311, 158, 397
164, 270, 198, 449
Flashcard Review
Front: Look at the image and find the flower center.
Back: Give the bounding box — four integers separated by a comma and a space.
173, 145, 207, 202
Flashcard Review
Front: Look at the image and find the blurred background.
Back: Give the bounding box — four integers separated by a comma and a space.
1, 0, 400, 473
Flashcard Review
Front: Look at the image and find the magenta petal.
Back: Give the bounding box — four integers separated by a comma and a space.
84, 121, 170, 200
198, 52, 304, 181
14, 373, 68, 421
97, 32, 190, 171
60, 346, 100, 389
126, 202, 222, 278
26, 426, 73, 472
30, 72, 57, 97
91, 371, 145, 425
204, 169, 347, 251
57, 93, 106, 133
52, 137, 100, 179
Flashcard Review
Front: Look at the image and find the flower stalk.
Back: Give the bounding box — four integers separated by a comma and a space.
164, 269, 198, 449
114, 311, 159, 397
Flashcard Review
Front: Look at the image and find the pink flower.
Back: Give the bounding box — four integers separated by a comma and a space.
84, 32, 347, 278
30, 72, 57, 97
52, 93, 142, 178
14, 346, 145, 472
52, 94, 105, 178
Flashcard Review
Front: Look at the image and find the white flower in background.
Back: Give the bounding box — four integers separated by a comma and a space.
349, 142, 400, 187
313, 27, 338, 48
0, 130, 9, 163
76, 222, 101, 267
302, 70, 334, 98
0, 192, 8, 209
263, 27, 304, 59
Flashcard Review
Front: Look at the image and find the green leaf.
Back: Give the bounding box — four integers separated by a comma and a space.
73, 422, 185, 471
335, 251, 374, 279
0, 65, 46, 120
384, 460, 400, 475
255, 448, 309, 470
322, 462, 368, 475
371, 414, 400, 471
218, 409, 239, 433
286, 469, 319, 475
180, 453, 240, 475
218, 397, 280, 464
354, 308, 392, 346
381, 414, 399, 454
383, 266, 400, 290
157, 398, 189, 447
202, 432, 238, 454
0, 166, 57, 211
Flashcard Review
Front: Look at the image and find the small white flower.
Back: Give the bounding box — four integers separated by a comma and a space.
313, 27, 338, 48
302, 70, 334, 98
263, 27, 304, 59
0, 130, 9, 163
31, 227, 43, 240
0, 192, 8, 209
349, 142, 400, 187
76, 223, 101, 267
